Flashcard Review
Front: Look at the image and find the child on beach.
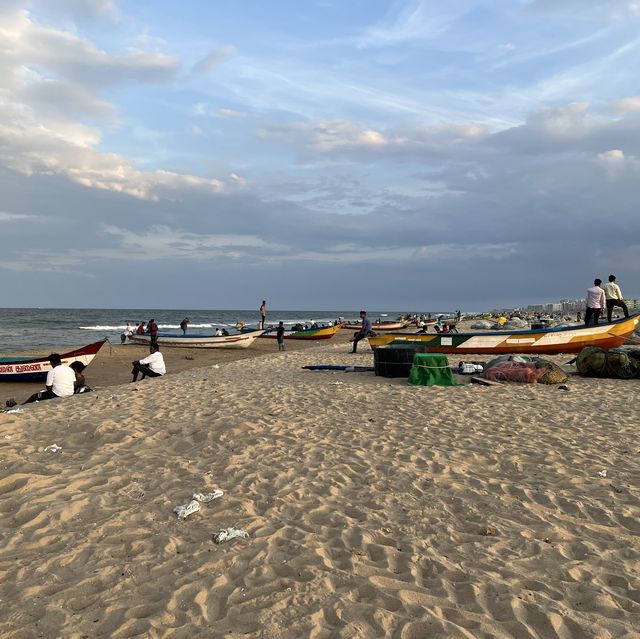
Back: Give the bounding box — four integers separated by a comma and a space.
276, 321, 285, 351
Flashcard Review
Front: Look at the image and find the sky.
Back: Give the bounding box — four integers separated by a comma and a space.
1, 0, 640, 311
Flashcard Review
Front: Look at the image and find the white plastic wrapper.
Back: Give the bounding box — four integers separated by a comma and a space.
173, 499, 201, 520
213, 527, 249, 544
173, 489, 224, 519
192, 490, 223, 503
44, 444, 62, 453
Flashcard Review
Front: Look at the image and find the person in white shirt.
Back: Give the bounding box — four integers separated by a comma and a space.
603, 274, 629, 323
131, 344, 166, 382
585, 278, 606, 326
22, 354, 76, 404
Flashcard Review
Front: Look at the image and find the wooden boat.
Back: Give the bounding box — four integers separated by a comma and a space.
127, 330, 264, 349
244, 324, 341, 340
0, 340, 106, 382
367, 314, 640, 355
341, 321, 410, 331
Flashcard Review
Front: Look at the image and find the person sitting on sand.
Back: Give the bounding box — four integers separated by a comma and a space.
22, 354, 76, 404
131, 344, 166, 382
70, 361, 93, 394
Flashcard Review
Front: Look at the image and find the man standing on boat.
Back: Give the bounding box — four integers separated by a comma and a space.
585, 279, 606, 327
259, 300, 267, 329
603, 275, 629, 323
351, 310, 372, 353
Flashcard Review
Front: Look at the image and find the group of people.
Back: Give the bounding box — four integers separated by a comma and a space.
19, 355, 92, 405
585, 274, 629, 326
121, 319, 159, 345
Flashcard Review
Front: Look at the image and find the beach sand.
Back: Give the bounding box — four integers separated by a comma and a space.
1, 332, 639, 637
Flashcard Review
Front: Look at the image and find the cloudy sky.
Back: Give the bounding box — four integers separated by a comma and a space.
1, 0, 640, 311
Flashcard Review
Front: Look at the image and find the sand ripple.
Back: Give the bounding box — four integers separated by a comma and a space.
1, 343, 639, 637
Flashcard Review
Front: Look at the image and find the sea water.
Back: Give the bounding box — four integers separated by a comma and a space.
0, 308, 416, 353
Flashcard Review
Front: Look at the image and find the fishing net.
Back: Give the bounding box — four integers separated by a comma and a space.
483, 360, 568, 384
576, 347, 640, 379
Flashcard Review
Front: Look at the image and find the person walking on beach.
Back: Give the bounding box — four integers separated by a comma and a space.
179, 317, 190, 335
585, 279, 606, 327
603, 275, 629, 323
351, 310, 372, 353
131, 344, 166, 382
22, 354, 75, 404
276, 321, 285, 351
147, 318, 159, 347
135, 322, 146, 335
259, 300, 267, 329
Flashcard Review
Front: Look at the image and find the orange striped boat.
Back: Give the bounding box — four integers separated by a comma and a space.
368, 314, 640, 355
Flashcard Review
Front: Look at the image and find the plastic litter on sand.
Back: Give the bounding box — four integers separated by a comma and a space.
174, 499, 200, 520
173, 490, 224, 519
213, 527, 249, 544
44, 444, 62, 453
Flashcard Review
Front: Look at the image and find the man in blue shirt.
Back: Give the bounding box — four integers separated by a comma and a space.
351, 310, 372, 353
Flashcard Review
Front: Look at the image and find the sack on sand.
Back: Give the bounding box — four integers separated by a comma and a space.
483, 360, 568, 384
576, 346, 640, 379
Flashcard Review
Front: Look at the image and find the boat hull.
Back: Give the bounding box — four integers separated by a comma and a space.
342, 322, 409, 331
368, 315, 640, 355
258, 325, 341, 340
0, 340, 106, 382
127, 330, 264, 349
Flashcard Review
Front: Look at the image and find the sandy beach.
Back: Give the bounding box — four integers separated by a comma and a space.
1, 333, 639, 638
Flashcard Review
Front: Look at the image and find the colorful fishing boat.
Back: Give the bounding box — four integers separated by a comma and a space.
368, 314, 640, 355
127, 330, 264, 349
341, 320, 410, 331
244, 324, 341, 340
0, 340, 106, 382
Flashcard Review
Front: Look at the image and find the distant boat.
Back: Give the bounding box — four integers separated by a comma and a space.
127, 330, 264, 349
0, 340, 106, 382
243, 324, 342, 340
368, 314, 640, 355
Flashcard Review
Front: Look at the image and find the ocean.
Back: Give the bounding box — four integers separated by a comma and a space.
0, 308, 416, 353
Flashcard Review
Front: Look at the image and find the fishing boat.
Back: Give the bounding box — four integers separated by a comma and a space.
341, 320, 410, 331
242, 324, 342, 340
127, 330, 264, 349
0, 340, 106, 382
367, 314, 640, 355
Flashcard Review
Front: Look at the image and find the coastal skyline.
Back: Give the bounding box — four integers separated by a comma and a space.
1, 0, 640, 310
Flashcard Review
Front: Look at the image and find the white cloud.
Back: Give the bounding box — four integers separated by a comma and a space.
259, 119, 487, 157
193, 45, 236, 73
217, 108, 248, 118
614, 96, 640, 113
0, 8, 241, 202
0, 210, 36, 222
